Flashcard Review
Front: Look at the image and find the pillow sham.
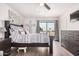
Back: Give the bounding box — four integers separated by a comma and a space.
18, 27, 26, 35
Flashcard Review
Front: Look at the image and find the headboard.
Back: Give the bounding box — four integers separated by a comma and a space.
4, 21, 23, 39
5, 21, 10, 38
10, 24, 23, 27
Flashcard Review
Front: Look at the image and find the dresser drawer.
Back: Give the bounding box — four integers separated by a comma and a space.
61, 30, 79, 55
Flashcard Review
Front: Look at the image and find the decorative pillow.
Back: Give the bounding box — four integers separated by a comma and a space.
18, 27, 26, 35
25, 29, 29, 34
10, 25, 27, 35
10, 25, 18, 31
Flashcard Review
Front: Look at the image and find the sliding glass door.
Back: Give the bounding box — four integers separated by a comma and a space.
39, 22, 55, 37
39, 23, 46, 33
47, 23, 55, 36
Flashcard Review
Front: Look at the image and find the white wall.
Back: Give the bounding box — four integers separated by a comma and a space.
24, 17, 58, 33
59, 4, 79, 30
59, 4, 79, 42
8, 6, 25, 25
0, 3, 25, 38
0, 20, 4, 38
0, 4, 9, 20
0, 4, 9, 38
0, 3, 25, 24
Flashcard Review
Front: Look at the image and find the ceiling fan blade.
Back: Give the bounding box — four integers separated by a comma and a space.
44, 3, 51, 10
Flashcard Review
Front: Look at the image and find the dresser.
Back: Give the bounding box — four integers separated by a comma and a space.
61, 30, 79, 55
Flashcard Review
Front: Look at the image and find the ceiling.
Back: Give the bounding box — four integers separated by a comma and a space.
6, 3, 79, 18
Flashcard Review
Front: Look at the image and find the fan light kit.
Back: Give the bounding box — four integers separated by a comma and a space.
40, 3, 44, 6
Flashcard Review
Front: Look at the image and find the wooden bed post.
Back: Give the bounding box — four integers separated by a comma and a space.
49, 36, 53, 56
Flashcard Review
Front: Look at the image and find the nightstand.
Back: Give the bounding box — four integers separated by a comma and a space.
0, 38, 11, 56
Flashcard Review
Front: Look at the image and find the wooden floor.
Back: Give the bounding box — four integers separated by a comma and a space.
10, 41, 74, 56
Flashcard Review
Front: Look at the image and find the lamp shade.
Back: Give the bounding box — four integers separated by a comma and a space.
0, 20, 4, 27
0, 27, 6, 32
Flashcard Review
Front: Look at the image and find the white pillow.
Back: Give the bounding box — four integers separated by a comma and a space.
18, 27, 26, 35
10, 25, 18, 31
25, 29, 29, 34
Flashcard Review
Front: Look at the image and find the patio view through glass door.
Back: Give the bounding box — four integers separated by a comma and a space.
39, 22, 55, 37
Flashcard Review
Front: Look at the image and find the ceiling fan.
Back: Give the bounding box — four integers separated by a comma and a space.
40, 3, 51, 10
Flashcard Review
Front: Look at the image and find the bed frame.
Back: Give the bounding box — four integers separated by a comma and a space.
4, 21, 53, 56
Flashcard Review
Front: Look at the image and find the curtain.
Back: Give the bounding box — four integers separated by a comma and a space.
36, 20, 40, 33
54, 20, 59, 41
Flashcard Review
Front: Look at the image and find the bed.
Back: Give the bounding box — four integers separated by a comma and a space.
5, 21, 53, 55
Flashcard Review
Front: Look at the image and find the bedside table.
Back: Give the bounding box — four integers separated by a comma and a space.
0, 38, 11, 56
